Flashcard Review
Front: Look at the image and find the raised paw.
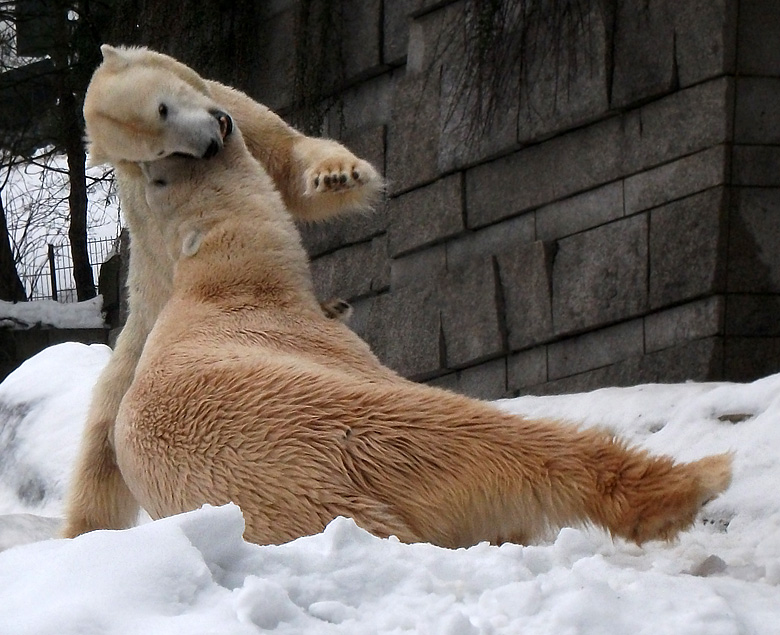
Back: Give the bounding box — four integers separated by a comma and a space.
320, 298, 353, 323
306, 158, 376, 195
293, 138, 384, 219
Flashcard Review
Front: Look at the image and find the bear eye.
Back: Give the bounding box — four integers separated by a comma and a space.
158, 103, 168, 119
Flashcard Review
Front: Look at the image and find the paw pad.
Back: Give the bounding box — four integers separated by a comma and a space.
320, 298, 353, 323
308, 161, 371, 194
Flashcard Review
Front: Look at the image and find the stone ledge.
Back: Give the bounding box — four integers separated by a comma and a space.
448, 214, 535, 269
507, 347, 548, 394
364, 286, 442, 379
528, 337, 723, 396
732, 146, 780, 187
310, 236, 390, 302
427, 357, 508, 400
517, 1, 608, 144
725, 294, 780, 336
440, 257, 503, 368
387, 173, 464, 257
553, 214, 648, 335
611, 0, 675, 110
624, 145, 727, 215
466, 79, 731, 229
0, 327, 110, 382
547, 319, 644, 380
737, 0, 780, 75
390, 245, 446, 290
675, 0, 736, 86
727, 187, 780, 293
496, 241, 554, 351
724, 337, 780, 381
645, 297, 725, 353
299, 205, 388, 260
649, 188, 726, 309
340, 0, 383, 82
536, 182, 624, 242
735, 77, 780, 145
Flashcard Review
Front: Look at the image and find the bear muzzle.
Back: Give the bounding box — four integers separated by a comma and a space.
211, 109, 233, 139
202, 110, 233, 159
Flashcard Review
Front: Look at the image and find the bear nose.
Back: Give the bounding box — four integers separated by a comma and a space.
210, 109, 233, 139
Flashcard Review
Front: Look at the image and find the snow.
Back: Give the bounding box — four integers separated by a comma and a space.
0, 296, 106, 329
0, 343, 778, 634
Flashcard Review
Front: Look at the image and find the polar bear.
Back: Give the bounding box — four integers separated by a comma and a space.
101, 108, 733, 546
62, 45, 379, 538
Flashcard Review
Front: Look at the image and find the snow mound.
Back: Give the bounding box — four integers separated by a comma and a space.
1, 503, 777, 634
0, 342, 112, 516
0, 343, 778, 634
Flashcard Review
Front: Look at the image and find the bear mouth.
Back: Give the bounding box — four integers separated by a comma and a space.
202, 139, 221, 160
202, 110, 232, 159
200, 111, 233, 159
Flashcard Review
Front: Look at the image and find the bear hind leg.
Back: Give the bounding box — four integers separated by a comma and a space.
585, 443, 732, 544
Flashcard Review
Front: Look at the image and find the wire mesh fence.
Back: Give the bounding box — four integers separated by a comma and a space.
21, 235, 120, 302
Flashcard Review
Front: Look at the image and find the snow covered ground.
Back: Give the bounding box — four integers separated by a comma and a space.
0, 296, 105, 329
0, 342, 778, 634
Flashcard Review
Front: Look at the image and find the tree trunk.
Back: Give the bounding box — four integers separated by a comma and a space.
63, 95, 95, 302
52, 0, 95, 302
0, 196, 27, 302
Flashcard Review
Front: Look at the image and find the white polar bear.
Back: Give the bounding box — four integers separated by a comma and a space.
78, 49, 732, 548
62, 45, 380, 538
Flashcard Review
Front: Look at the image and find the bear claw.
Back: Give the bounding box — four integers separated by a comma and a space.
303, 155, 379, 199
320, 298, 353, 322
310, 165, 364, 193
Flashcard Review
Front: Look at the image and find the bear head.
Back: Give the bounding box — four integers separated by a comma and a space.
83, 45, 232, 166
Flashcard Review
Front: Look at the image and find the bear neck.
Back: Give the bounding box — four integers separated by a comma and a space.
170, 193, 321, 316
152, 130, 323, 315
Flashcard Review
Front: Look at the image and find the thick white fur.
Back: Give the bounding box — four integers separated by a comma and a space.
111, 120, 732, 547
62, 45, 382, 538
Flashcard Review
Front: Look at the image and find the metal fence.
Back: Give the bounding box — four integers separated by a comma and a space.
21, 236, 120, 302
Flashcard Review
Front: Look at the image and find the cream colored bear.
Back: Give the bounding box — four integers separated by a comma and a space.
62, 45, 380, 538
93, 73, 732, 547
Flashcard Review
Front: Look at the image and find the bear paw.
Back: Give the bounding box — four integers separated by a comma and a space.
305, 157, 377, 195
293, 137, 384, 216
320, 298, 353, 323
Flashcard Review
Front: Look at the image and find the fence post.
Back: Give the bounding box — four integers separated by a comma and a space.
48, 243, 57, 301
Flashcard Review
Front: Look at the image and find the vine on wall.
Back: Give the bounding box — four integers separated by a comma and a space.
290, 0, 347, 136
442, 0, 608, 142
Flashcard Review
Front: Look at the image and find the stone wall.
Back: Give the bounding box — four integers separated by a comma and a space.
74, 0, 771, 401
242, 0, 780, 399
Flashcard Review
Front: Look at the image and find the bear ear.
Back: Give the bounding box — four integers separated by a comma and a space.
99, 44, 130, 69
181, 230, 204, 258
